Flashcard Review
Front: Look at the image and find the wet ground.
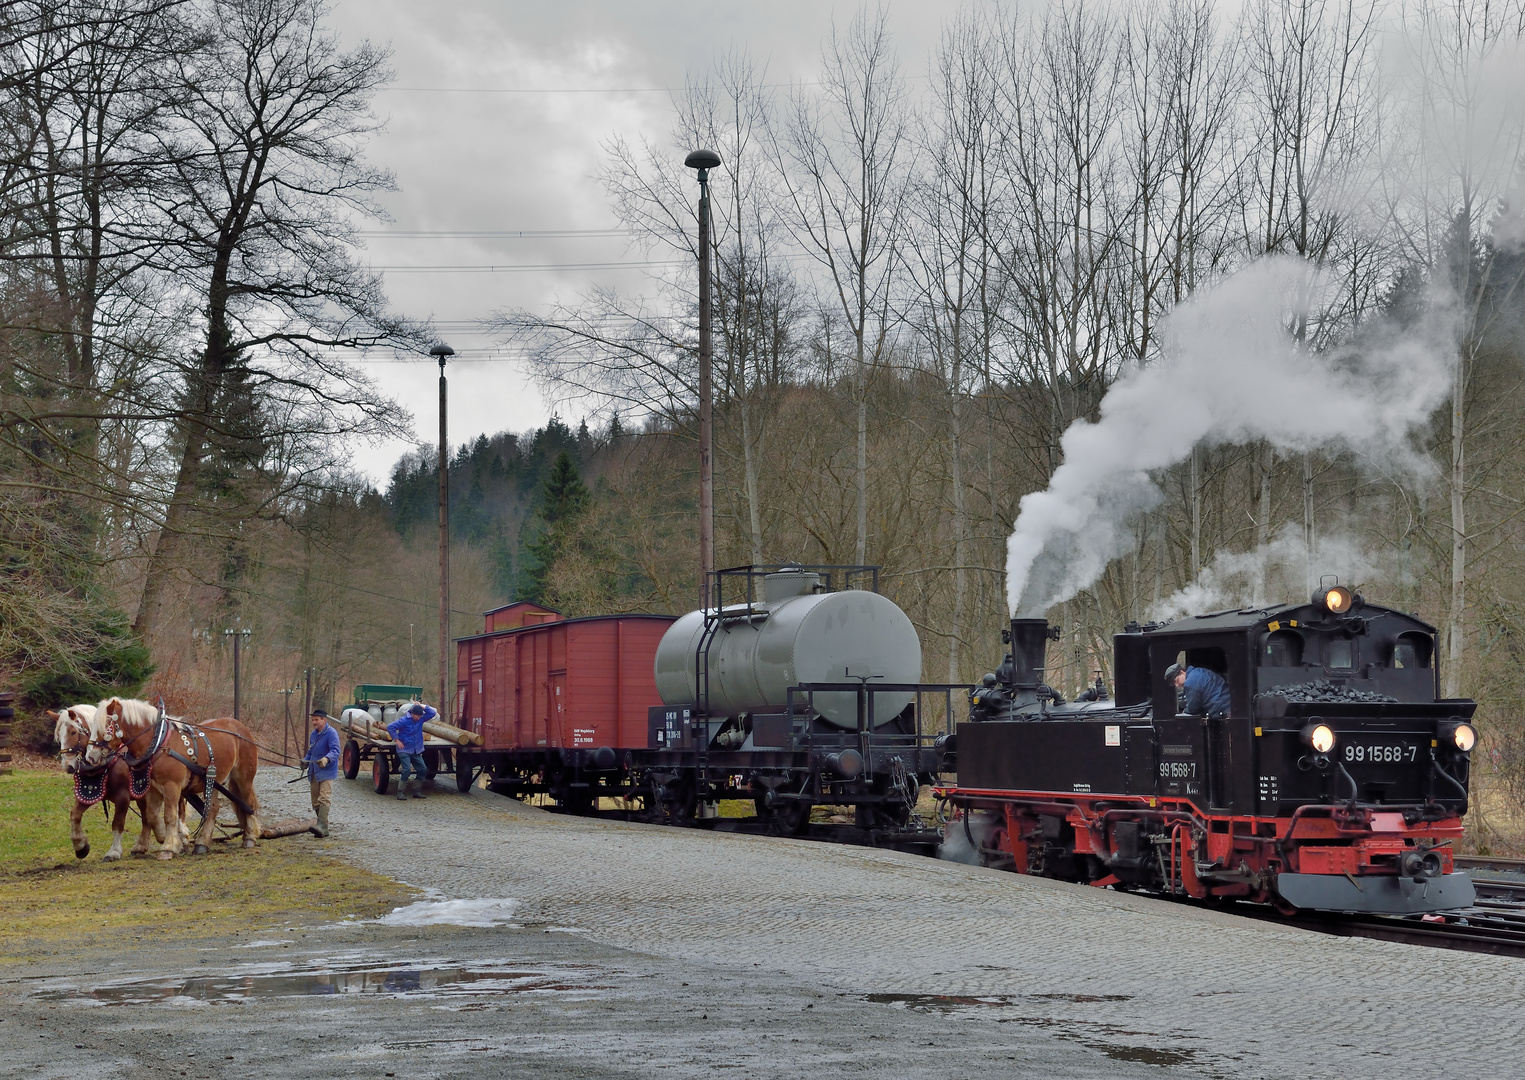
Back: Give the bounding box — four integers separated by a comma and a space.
4, 919, 1186, 1079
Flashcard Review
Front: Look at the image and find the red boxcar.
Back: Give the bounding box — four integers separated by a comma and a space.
454, 602, 674, 754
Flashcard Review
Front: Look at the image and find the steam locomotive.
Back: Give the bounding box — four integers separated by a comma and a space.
939, 584, 1478, 914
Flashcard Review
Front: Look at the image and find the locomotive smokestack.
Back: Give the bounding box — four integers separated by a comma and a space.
1008, 618, 1050, 688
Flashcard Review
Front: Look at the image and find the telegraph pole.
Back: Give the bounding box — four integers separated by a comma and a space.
431, 343, 455, 716
223, 627, 250, 719
685, 149, 720, 608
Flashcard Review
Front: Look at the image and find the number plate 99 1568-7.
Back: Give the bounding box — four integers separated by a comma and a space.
1342, 742, 1419, 764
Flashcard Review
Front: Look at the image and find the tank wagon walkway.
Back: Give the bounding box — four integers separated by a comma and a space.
259, 775, 1524, 1079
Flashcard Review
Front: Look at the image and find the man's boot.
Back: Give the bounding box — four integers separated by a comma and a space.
315, 805, 330, 837
412, 778, 427, 799
395, 778, 408, 801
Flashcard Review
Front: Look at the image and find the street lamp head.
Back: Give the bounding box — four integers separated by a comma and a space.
429, 343, 454, 357
684, 149, 721, 171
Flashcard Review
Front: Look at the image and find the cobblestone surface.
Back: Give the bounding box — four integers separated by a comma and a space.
259, 773, 1525, 1079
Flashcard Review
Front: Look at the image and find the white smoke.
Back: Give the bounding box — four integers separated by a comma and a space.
1149, 528, 1382, 623
1005, 256, 1452, 616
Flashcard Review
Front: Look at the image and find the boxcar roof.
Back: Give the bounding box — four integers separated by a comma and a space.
454, 612, 676, 644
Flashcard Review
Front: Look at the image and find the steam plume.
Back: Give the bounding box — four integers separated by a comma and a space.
1149, 528, 1381, 623
1005, 257, 1451, 616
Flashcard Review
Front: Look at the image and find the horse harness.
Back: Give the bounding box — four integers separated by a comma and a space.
113, 713, 256, 824
62, 721, 150, 809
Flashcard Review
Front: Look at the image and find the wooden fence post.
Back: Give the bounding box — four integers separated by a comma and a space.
0, 692, 13, 775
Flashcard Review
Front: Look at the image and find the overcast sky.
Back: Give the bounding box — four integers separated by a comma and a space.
324, 0, 974, 485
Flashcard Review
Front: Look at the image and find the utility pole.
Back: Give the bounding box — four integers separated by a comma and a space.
223, 627, 251, 719
431, 343, 455, 716
685, 149, 721, 608
302, 667, 313, 733
280, 685, 295, 764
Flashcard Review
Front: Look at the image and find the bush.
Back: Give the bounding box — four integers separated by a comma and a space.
18, 608, 154, 751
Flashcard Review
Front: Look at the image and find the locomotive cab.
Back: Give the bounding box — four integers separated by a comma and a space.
944, 590, 1477, 916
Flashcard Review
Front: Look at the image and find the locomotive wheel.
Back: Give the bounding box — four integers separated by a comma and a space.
422, 747, 441, 779
455, 753, 476, 793
342, 740, 361, 780
371, 752, 391, 795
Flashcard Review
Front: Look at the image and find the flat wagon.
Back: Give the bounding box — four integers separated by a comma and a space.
337, 683, 477, 795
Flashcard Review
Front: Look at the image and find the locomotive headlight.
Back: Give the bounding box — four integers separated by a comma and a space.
1314, 585, 1354, 614
1439, 721, 1477, 753
1301, 722, 1337, 754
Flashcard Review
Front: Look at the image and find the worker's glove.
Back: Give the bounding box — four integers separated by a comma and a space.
318, 757, 330, 767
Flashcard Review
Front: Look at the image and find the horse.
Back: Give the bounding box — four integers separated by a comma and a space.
99, 698, 263, 859
52, 704, 175, 860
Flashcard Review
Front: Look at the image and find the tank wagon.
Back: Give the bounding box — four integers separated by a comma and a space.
454, 566, 955, 833
940, 584, 1478, 914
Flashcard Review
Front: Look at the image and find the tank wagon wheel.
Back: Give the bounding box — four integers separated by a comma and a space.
422, 748, 440, 779
660, 778, 698, 825
342, 740, 361, 780
371, 753, 391, 795
753, 790, 812, 834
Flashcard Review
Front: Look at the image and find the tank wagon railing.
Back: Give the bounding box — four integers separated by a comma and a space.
785, 680, 975, 762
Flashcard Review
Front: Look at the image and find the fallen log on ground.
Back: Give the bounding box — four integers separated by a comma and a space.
260, 817, 322, 839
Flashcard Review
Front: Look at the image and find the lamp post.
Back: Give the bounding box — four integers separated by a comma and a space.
431, 342, 454, 717
684, 148, 720, 609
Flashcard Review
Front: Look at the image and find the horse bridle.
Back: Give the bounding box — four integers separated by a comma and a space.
58, 715, 117, 774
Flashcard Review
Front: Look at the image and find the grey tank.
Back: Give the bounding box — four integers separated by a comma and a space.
653, 570, 922, 728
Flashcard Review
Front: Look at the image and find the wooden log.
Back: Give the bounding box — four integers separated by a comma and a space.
421, 718, 482, 746
260, 817, 322, 839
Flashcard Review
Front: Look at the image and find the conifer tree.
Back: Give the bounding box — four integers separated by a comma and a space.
518, 451, 591, 604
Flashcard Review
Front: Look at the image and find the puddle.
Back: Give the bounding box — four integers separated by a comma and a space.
36, 959, 608, 1006
865, 992, 1196, 1069
866, 992, 1132, 1009
376, 898, 519, 928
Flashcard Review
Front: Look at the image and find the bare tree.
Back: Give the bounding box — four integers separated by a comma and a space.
906, 10, 1002, 682
776, 6, 911, 565
1383, 0, 1525, 697
133, 0, 406, 644
1238, 0, 1382, 593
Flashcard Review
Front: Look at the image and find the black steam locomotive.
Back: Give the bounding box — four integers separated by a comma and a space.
939, 584, 1477, 914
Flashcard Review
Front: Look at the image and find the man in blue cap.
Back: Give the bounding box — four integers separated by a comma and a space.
386, 702, 436, 800
1166, 662, 1230, 719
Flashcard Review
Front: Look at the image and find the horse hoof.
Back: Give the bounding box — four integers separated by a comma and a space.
102, 853, 120, 862
193, 844, 209, 856
241, 838, 257, 849
156, 850, 175, 861
74, 844, 89, 860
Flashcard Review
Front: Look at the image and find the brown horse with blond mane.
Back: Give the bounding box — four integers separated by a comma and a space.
100, 698, 263, 859
52, 704, 190, 859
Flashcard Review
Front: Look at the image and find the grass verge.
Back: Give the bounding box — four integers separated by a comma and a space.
0, 767, 417, 963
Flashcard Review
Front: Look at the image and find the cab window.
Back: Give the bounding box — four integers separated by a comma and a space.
1394, 632, 1432, 670
1261, 629, 1303, 667
1326, 638, 1354, 670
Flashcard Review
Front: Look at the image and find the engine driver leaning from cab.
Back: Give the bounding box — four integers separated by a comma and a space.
1165, 661, 1230, 719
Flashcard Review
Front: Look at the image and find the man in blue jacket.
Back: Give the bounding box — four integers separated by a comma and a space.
305, 709, 341, 836
386, 703, 435, 801
1166, 663, 1231, 719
